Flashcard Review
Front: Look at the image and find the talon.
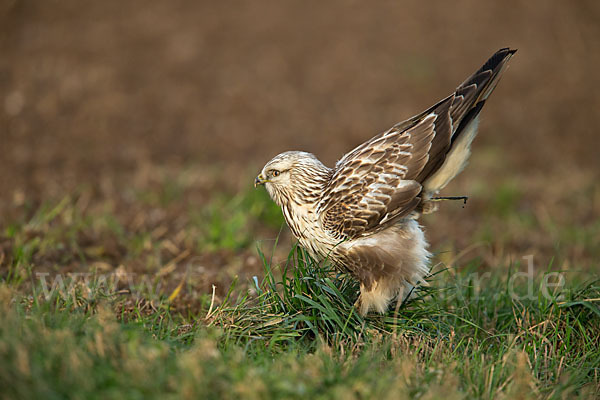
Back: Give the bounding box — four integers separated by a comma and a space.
431, 196, 468, 204
430, 196, 468, 208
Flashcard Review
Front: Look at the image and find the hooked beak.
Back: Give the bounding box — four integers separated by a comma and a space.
254, 174, 268, 188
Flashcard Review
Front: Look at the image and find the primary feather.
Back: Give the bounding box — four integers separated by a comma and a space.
256, 48, 516, 315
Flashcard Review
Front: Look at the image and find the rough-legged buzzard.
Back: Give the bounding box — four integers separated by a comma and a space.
255, 48, 516, 315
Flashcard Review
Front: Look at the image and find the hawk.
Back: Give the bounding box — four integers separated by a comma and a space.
255, 48, 516, 315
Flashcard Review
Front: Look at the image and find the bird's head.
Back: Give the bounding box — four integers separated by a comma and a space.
255, 151, 331, 207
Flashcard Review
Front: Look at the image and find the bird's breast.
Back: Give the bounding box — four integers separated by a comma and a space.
281, 202, 336, 260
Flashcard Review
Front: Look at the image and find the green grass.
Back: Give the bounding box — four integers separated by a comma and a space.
1, 243, 599, 399
192, 188, 283, 251
1, 184, 599, 399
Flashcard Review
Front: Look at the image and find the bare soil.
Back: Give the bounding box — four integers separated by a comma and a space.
1, 1, 599, 297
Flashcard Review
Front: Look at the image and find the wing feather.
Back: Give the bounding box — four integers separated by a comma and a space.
317, 48, 516, 240
317, 109, 449, 239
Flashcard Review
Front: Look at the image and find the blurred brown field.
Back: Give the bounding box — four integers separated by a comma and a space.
1, 0, 599, 297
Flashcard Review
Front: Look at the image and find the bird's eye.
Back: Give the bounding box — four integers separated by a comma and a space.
271, 170, 280, 177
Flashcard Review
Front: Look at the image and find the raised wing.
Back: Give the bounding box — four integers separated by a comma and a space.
317, 48, 516, 240
417, 47, 516, 183
317, 98, 453, 240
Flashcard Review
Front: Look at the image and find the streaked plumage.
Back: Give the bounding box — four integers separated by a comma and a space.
255, 48, 516, 315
